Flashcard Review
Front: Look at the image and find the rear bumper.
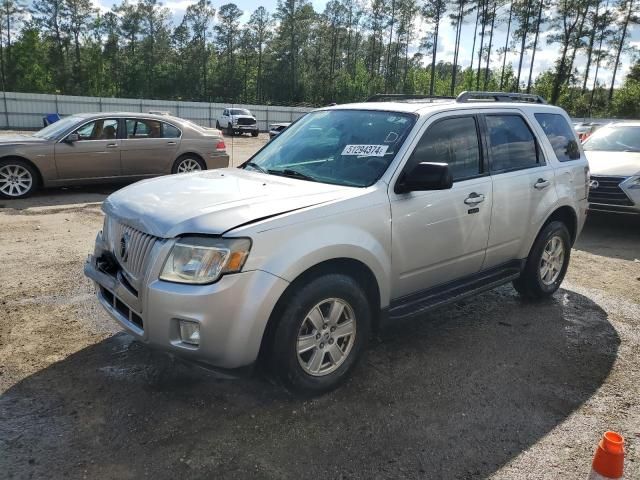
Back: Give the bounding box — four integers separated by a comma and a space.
84, 233, 290, 369
205, 153, 229, 170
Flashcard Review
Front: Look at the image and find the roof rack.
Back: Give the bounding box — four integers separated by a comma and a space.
456, 91, 547, 104
366, 93, 455, 102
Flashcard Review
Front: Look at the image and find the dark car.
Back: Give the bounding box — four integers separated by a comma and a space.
269, 122, 291, 140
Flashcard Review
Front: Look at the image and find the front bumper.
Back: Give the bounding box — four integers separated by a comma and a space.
234, 125, 258, 131
588, 202, 640, 215
84, 233, 289, 369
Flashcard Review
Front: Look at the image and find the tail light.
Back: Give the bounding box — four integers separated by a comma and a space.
216, 140, 226, 152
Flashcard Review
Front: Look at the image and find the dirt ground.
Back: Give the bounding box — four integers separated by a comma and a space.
0, 134, 639, 479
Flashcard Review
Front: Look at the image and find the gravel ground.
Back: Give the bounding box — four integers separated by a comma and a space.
0, 134, 638, 479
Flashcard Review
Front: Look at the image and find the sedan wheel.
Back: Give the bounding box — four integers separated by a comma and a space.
296, 298, 356, 377
176, 158, 203, 173
0, 163, 35, 198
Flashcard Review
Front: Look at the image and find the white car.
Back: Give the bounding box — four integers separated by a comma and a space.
85, 91, 588, 394
216, 108, 259, 137
582, 121, 640, 214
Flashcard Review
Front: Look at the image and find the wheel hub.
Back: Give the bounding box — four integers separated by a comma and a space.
296, 298, 356, 376
539, 235, 565, 286
0, 164, 33, 197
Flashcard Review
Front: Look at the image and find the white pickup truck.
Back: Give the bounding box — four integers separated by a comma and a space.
216, 108, 259, 137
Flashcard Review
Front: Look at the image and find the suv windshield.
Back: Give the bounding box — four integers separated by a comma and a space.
583, 125, 640, 152
32, 115, 82, 140
230, 109, 251, 116
243, 109, 416, 187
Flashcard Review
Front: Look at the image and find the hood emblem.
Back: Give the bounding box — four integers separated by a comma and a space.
589, 179, 599, 189
119, 231, 130, 262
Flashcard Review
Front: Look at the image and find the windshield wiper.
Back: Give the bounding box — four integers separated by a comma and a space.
244, 161, 267, 173
267, 168, 317, 182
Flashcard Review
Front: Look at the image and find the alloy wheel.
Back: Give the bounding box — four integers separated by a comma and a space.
176, 158, 202, 173
296, 298, 356, 376
0, 164, 33, 197
539, 235, 565, 285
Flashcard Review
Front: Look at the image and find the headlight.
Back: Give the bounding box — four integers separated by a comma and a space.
160, 237, 251, 284
625, 175, 640, 189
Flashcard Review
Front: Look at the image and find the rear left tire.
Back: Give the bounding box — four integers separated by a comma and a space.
0, 159, 39, 199
513, 221, 571, 299
171, 155, 206, 174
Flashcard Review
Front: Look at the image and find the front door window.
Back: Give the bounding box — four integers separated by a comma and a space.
74, 119, 119, 140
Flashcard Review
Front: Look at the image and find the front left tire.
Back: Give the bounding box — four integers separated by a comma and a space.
269, 273, 372, 395
0, 159, 39, 199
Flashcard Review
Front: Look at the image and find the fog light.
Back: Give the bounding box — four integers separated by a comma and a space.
179, 320, 200, 346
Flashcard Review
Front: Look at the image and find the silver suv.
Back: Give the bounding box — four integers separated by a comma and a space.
85, 92, 589, 394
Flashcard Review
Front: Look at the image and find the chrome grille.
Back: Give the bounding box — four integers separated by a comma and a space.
588, 176, 633, 206
105, 217, 158, 281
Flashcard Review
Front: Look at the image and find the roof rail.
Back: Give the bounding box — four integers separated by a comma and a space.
366, 93, 455, 102
456, 91, 547, 104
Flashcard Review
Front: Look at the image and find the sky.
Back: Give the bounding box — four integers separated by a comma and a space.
91, 0, 639, 88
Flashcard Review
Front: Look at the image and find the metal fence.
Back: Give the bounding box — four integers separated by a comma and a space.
0, 91, 314, 131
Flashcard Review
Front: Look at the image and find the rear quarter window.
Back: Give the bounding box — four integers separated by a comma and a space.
163, 123, 181, 138
534, 113, 580, 162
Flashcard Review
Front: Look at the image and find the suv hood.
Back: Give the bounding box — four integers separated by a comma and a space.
103, 169, 357, 238
585, 151, 640, 177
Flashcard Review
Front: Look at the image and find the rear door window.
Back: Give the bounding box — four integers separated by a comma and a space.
485, 115, 539, 172
409, 116, 482, 181
534, 113, 580, 161
126, 119, 162, 139
162, 123, 181, 138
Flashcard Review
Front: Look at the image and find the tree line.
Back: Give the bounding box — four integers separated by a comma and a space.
0, 0, 639, 117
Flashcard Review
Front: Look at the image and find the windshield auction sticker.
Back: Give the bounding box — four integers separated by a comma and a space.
342, 144, 389, 157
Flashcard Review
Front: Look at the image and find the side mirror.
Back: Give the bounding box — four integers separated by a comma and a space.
395, 162, 453, 194
65, 133, 80, 143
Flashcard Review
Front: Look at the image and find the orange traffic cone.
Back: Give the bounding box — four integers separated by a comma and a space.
588, 431, 625, 479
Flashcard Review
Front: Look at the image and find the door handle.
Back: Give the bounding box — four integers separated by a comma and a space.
167, 141, 177, 146
534, 178, 550, 189
106, 143, 118, 148
464, 192, 485, 205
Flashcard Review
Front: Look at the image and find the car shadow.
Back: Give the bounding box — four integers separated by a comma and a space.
0, 286, 618, 479
574, 212, 640, 261
0, 183, 134, 210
